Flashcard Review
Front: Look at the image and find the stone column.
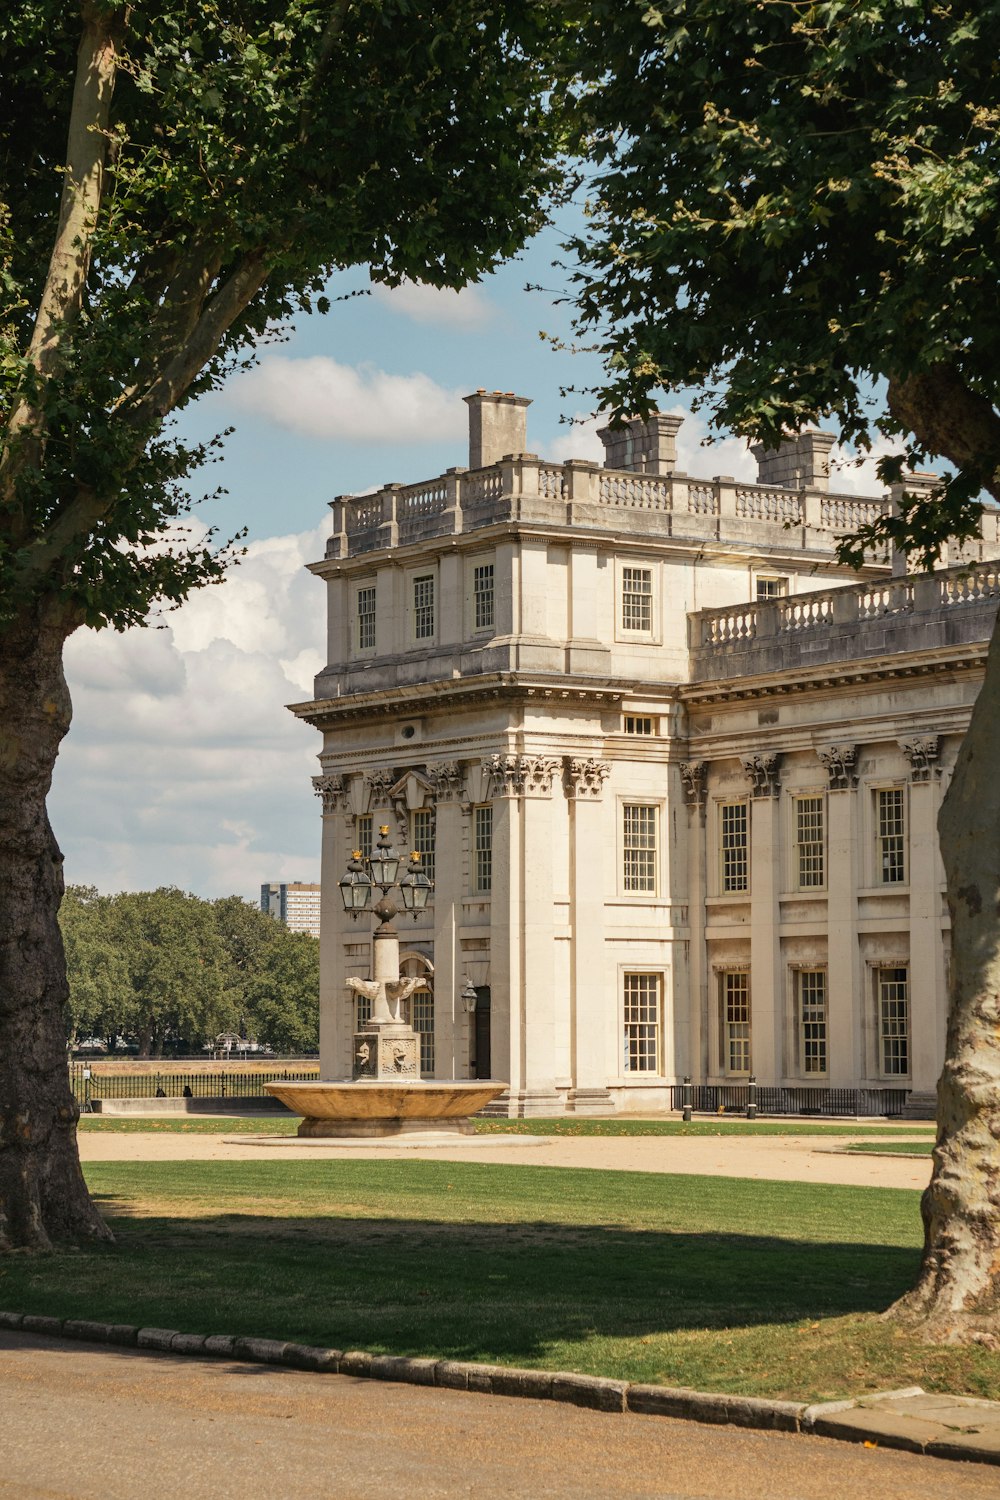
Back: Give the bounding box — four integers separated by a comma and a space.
425, 762, 465, 1079
518, 756, 563, 1114
742, 753, 782, 1082
901, 736, 946, 1095
680, 762, 709, 1080
313, 773, 351, 1079
565, 758, 612, 1113
486, 758, 521, 1109
818, 746, 860, 1086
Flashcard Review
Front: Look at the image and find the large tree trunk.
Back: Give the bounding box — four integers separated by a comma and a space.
0, 608, 112, 1250
891, 612, 1000, 1337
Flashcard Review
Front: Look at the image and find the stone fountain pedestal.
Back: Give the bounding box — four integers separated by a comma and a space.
263, 1078, 508, 1138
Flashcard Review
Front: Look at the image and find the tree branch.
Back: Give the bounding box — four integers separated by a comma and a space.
116, 242, 226, 407
887, 363, 1000, 504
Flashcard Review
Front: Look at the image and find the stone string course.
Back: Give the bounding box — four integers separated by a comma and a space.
3, 1310, 998, 1466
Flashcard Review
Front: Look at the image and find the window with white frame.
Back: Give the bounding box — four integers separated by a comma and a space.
355, 986, 372, 1028
356, 584, 376, 652
721, 970, 751, 1074
472, 561, 494, 632
876, 966, 910, 1075
797, 969, 828, 1075
876, 787, 906, 884
624, 714, 654, 735
412, 573, 435, 640
354, 814, 373, 859
794, 795, 825, 889
621, 565, 653, 633
411, 986, 435, 1074
472, 805, 493, 893
623, 973, 661, 1073
410, 807, 435, 885
756, 576, 788, 601
622, 803, 657, 893
720, 802, 749, 893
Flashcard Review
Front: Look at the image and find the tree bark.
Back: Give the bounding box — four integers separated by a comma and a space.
0, 607, 112, 1250
889, 606, 1000, 1336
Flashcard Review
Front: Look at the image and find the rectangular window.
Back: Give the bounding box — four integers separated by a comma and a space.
623, 973, 661, 1073
623, 803, 657, 893
356, 584, 376, 651
355, 987, 372, 1028
876, 788, 906, 884
354, 814, 373, 859
720, 802, 749, 893
413, 574, 435, 640
411, 986, 435, 1075
877, 967, 909, 1075
624, 715, 654, 735
721, 971, 751, 1075
473, 562, 495, 632
756, 576, 788, 601
795, 796, 825, 889
621, 566, 653, 633
473, 806, 493, 894
410, 807, 435, 886
798, 970, 828, 1075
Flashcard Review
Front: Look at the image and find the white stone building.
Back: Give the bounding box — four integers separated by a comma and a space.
293, 392, 1000, 1116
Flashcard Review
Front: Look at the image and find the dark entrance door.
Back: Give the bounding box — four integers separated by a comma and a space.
473, 987, 491, 1079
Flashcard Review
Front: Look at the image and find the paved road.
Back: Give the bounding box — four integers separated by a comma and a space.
0, 1333, 993, 1500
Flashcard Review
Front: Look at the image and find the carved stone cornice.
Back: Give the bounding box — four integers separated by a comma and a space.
741, 752, 781, 799
899, 735, 941, 782
565, 758, 611, 800
312, 774, 347, 813
817, 744, 858, 791
679, 761, 707, 809
521, 755, 562, 797
424, 760, 465, 803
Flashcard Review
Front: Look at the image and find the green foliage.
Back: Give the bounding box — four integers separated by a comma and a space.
564, 0, 1000, 563
61, 886, 318, 1054
0, 1, 566, 632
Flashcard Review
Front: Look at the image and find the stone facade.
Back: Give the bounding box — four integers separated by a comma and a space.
292, 394, 1000, 1115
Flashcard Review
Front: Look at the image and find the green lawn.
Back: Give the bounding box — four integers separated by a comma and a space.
2, 1158, 994, 1404
845, 1140, 935, 1156
76, 1115, 935, 1138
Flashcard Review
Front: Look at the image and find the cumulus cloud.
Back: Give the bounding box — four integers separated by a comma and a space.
52, 522, 331, 900
372, 278, 494, 330
227, 356, 466, 443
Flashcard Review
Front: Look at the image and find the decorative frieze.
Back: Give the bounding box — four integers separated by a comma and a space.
899, 735, 941, 783
424, 760, 465, 802
679, 760, 707, 809
312, 773, 347, 812
741, 752, 781, 799
521, 755, 562, 797
565, 758, 611, 800
482, 753, 524, 798
365, 768, 396, 804
817, 744, 859, 791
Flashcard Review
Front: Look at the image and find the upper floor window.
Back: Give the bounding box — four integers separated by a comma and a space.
756, 576, 788, 601
410, 807, 435, 886
794, 795, 825, 889
356, 584, 376, 652
622, 803, 657, 893
624, 715, 654, 735
472, 562, 495, 632
621, 566, 653, 633
472, 805, 493, 894
412, 574, 435, 640
720, 802, 749, 893
876, 788, 906, 884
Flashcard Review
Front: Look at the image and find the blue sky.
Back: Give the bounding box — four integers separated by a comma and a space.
47, 219, 894, 905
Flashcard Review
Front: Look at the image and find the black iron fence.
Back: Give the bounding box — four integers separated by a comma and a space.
69, 1063, 319, 1104
666, 1082, 908, 1118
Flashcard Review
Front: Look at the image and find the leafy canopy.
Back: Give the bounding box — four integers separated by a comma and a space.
0, 1, 564, 632
564, 0, 1000, 563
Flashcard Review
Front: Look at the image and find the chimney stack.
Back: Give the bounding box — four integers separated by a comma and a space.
597, 413, 684, 474
750, 430, 835, 491
464, 390, 532, 469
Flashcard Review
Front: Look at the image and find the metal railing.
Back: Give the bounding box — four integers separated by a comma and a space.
668, 1082, 908, 1118
69, 1064, 320, 1103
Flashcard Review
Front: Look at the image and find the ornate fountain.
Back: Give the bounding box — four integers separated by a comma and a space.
266, 827, 506, 1137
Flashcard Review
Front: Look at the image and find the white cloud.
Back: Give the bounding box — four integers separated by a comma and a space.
52, 523, 331, 900
227, 356, 466, 444
827, 435, 908, 496
372, 278, 494, 330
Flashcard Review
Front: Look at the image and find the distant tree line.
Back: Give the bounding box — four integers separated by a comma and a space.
60, 887, 319, 1057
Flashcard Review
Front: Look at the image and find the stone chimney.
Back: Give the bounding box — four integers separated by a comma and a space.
750, 430, 835, 491
464, 390, 532, 469
597, 413, 684, 474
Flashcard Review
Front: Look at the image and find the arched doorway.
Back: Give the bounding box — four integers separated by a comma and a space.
399, 951, 435, 1076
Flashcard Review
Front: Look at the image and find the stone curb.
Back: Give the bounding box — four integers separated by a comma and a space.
1, 1311, 996, 1466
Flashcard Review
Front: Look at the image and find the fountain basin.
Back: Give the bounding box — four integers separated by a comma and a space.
264, 1079, 507, 1138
